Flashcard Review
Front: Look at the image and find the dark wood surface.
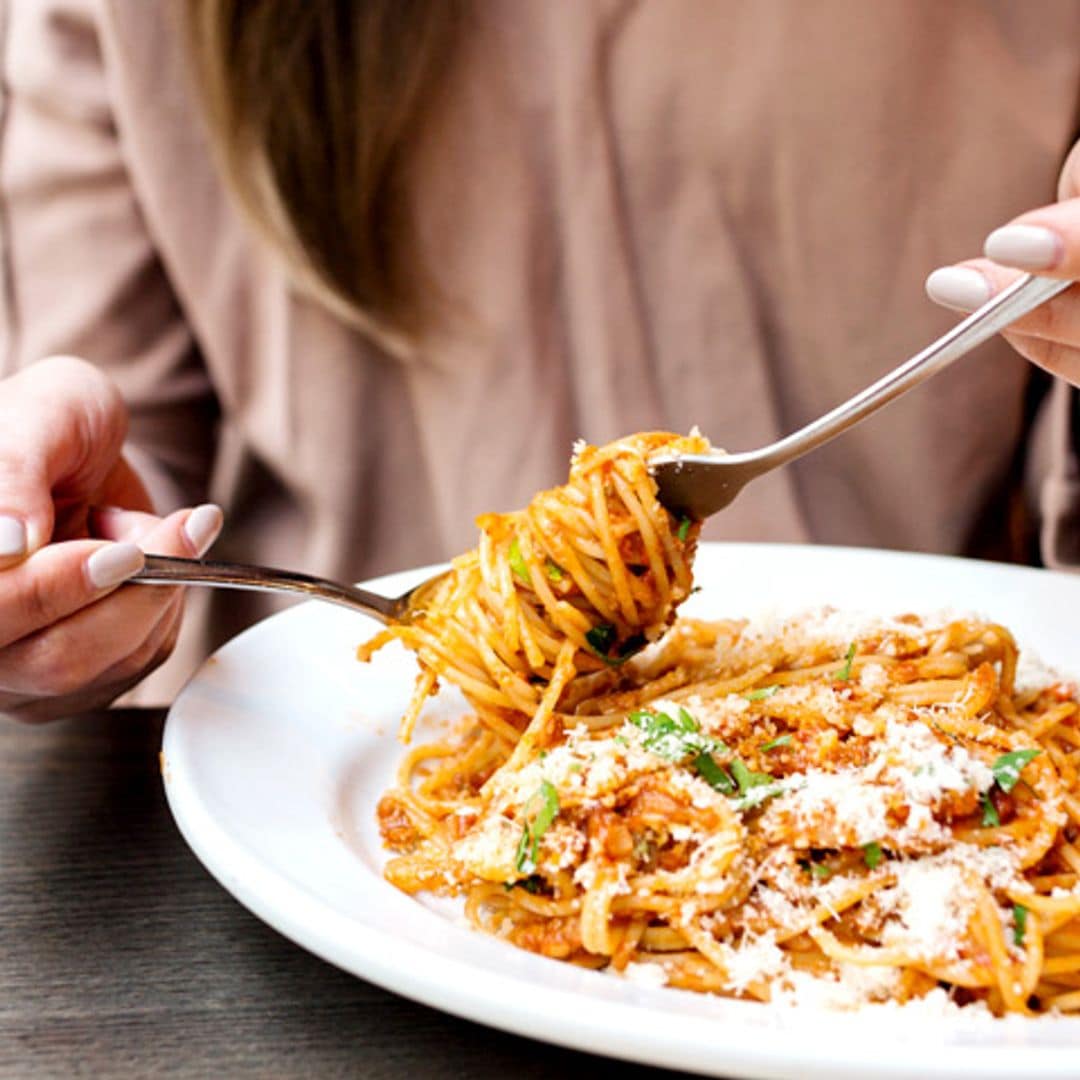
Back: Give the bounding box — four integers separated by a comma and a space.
0, 710, 698, 1079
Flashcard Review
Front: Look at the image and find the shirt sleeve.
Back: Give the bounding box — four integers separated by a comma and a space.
0, 0, 218, 512
1040, 379, 1080, 570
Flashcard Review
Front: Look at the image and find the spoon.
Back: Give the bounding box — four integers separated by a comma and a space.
132, 272, 1065, 619
649, 272, 1069, 519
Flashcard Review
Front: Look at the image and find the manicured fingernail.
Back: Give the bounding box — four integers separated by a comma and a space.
925, 267, 991, 312
984, 224, 1063, 270
87, 542, 144, 590
0, 515, 26, 558
183, 503, 223, 556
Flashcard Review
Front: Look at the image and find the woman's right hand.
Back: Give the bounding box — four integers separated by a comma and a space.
0, 356, 222, 723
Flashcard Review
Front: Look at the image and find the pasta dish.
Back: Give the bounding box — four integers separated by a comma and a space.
359, 433, 1080, 1015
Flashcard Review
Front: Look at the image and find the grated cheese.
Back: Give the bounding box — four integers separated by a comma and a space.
717, 933, 789, 994
622, 962, 669, 988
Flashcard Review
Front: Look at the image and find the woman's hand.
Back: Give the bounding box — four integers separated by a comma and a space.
0, 356, 222, 723
925, 140, 1080, 388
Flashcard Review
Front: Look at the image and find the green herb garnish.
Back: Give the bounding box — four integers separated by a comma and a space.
760, 734, 792, 752
730, 759, 784, 811
1013, 903, 1028, 947
693, 752, 736, 794
630, 709, 782, 809
991, 749, 1042, 793
746, 685, 781, 702
585, 623, 644, 666
508, 538, 530, 585
730, 759, 773, 790
505, 875, 545, 894
677, 516, 692, 542
629, 707, 726, 761
981, 791, 1001, 828
863, 842, 883, 870
586, 623, 617, 655
833, 642, 857, 681
629, 707, 733, 791
514, 780, 560, 874
545, 560, 564, 583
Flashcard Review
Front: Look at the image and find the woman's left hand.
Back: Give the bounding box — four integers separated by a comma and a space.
925, 141, 1080, 389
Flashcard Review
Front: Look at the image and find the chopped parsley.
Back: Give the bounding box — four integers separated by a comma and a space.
629, 707, 734, 792
833, 642, 857, 681
545, 559, 564, 583
629, 707, 783, 810
505, 875, 544, 895
760, 734, 792, 752
1013, 903, 1029, 947
863, 841, 883, 870
585, 623, 644, 666
990, 748, 1041, 793
729, 759, 783, 811
676, 516, 692, 542
586, 623, 617, 656
514, 780, 560, 874
980, 791, 1001, 828
629, 707, 727, 761
693, 752, 736, 795
508, 538, 530, 585
745, 685, 781, 702
798, 858, 831, 880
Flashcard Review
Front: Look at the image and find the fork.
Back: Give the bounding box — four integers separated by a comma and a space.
132, 272, 1065, 619
649, 272, 1069, 519
132, 553, 448, 624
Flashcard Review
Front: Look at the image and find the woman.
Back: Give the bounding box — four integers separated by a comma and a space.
0, 0, 1078, 723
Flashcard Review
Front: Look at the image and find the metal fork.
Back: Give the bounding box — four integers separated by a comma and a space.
649, 272, 1069, 519
133, 273, 1065, 619
132, 554, 448, 624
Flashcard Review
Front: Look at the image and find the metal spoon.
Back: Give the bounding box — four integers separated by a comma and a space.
649, 272, 1069, 519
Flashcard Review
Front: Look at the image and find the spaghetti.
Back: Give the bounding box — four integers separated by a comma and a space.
357, 430, 709, 743
363, 434, 1080, 1015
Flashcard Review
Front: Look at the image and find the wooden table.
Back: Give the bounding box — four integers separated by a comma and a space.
1, 709, 695, 1078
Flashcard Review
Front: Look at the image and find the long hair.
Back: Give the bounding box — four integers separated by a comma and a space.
183, 0, 460, 348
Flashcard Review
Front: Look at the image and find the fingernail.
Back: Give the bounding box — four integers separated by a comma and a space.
183, 503, 223, 556
0, 515, 26, 558
87, 542, 144, 590
925, 267, 991, 312
984, 224, 1063, 270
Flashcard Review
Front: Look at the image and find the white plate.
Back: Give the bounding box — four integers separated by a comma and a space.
163, 543, 1080, 1079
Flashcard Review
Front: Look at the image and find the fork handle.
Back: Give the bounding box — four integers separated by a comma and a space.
132, 555, 397, 622
760, 272, 1070, 470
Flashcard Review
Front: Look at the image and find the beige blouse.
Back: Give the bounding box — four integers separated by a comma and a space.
1, 0, 1079, 703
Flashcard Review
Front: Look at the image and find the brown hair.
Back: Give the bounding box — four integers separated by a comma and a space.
183, 0, 460, 348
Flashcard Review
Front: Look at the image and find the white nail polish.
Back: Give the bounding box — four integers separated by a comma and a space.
87, 542, 144, 590
183, 504, 224, 556
0, 515, 26, 558
984, 225, 1062, 271
925, 267, 991, 312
